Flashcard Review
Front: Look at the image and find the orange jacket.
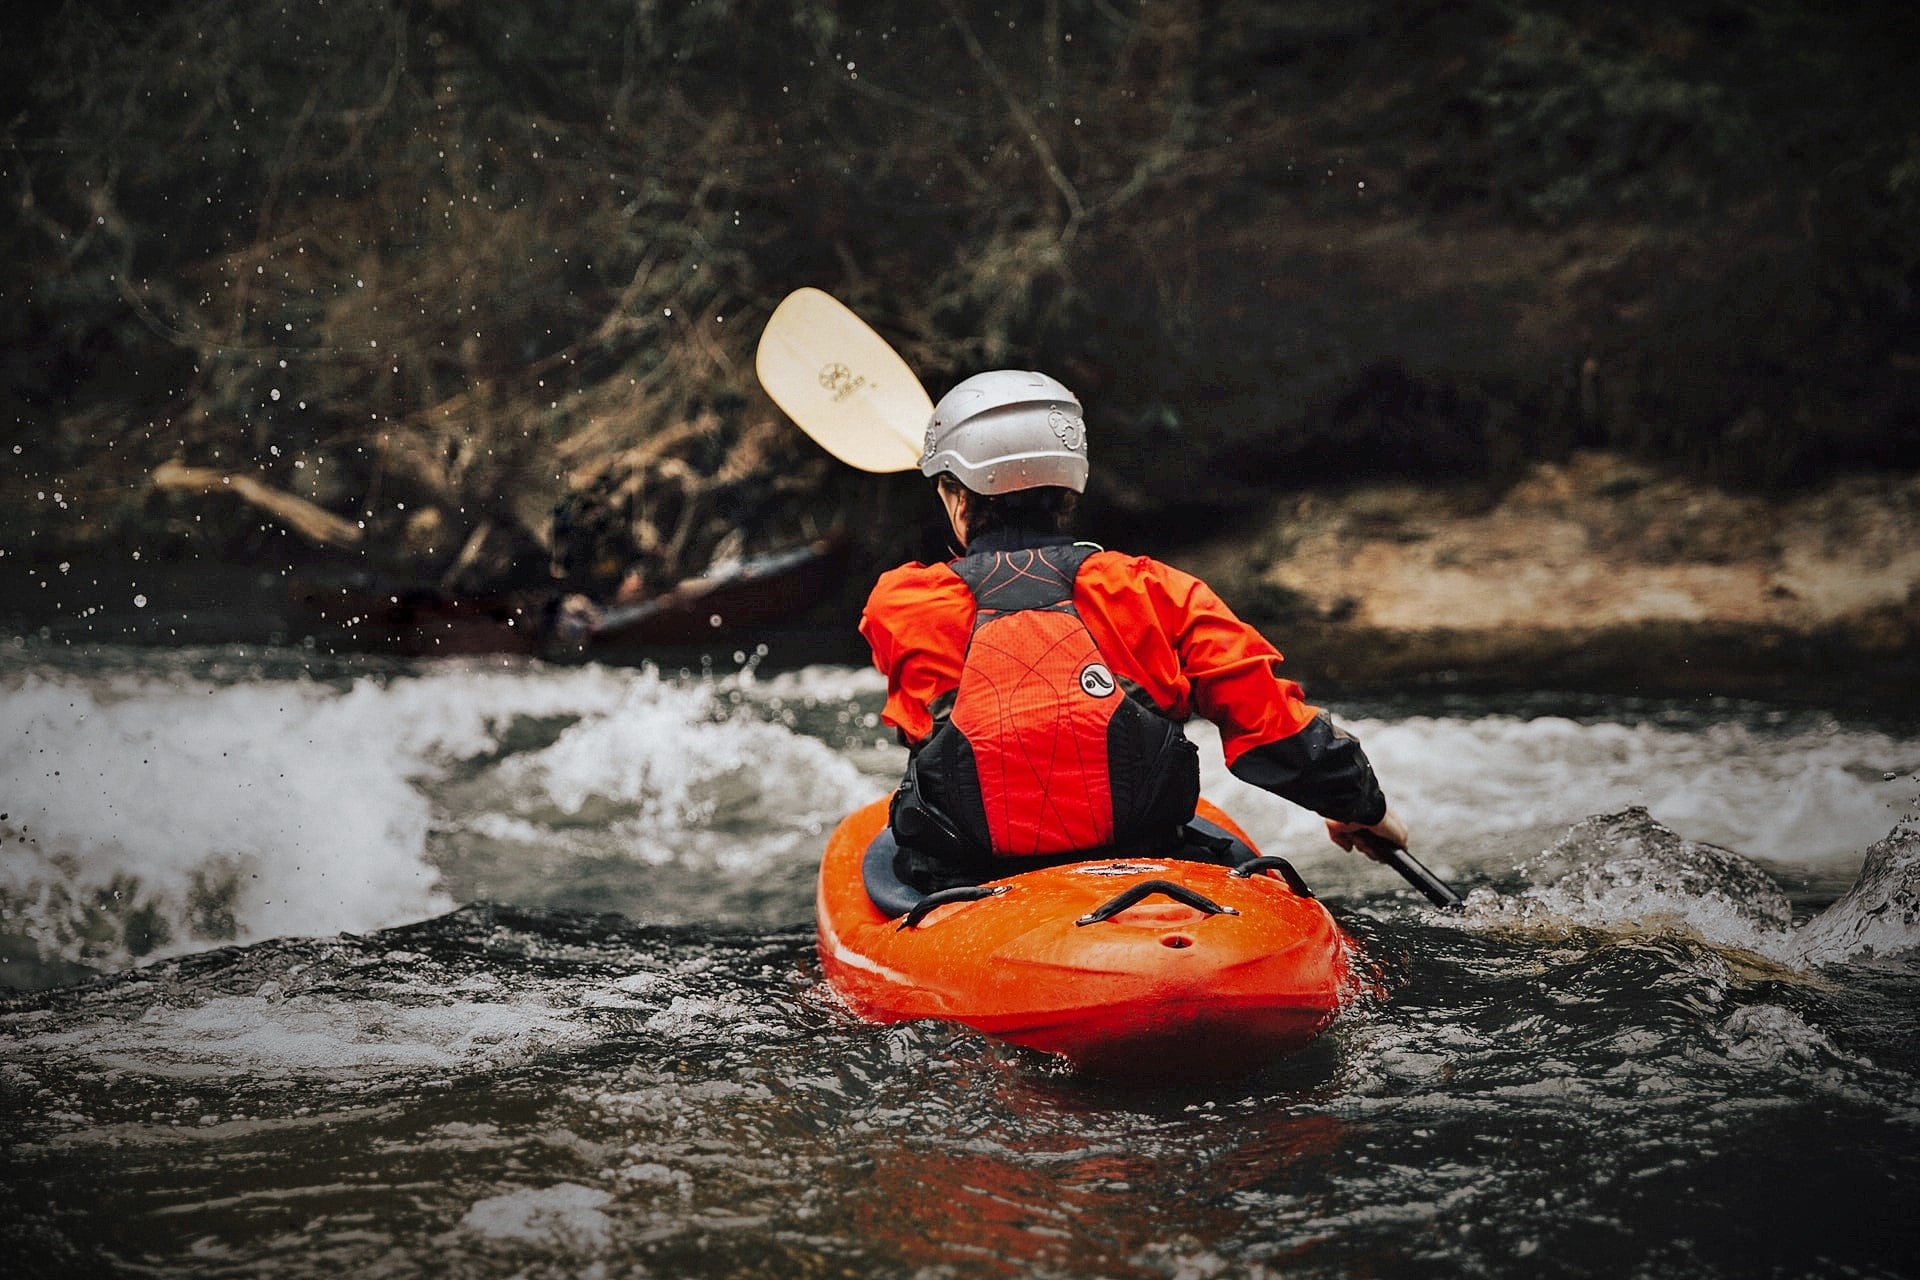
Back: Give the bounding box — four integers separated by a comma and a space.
860, 536, 1388, 825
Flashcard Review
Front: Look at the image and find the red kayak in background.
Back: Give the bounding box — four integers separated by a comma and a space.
815, 796, 1357, 1081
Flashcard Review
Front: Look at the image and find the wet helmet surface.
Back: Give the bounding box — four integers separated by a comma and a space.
921, 370, 1088, 494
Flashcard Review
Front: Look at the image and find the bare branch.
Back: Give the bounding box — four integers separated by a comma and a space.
937, 0, 1085, 230
151, 460, 364, 548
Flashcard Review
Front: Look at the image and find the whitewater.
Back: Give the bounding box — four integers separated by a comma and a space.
2, 640, 1916, 1278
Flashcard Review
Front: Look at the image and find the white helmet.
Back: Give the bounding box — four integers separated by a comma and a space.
920, 370, 1088, 494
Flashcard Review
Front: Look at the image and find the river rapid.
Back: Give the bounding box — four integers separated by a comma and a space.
2, 640, 1917, 1279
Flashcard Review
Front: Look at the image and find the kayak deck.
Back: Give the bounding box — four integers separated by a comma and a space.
816, 797, 1354, 1080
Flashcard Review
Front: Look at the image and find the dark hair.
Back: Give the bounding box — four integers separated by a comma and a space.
937, 473, 1078, 541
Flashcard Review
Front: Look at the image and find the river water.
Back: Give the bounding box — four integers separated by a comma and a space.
2, 639, 1917, 1278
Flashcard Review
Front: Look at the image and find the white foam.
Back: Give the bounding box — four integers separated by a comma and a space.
460, 1183, 614, 1252
1714, 1003, 1845, 1070
641, 994, 787, 1041
0, 659, 870, 965
487, 677, 873, 831
2, 670, 454, 947
1194, 713, 1915, 873
14, 991, 588, 1075
5, 653, 1912, 970
748, 662, 886, 705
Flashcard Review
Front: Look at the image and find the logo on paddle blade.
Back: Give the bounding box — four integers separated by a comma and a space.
1078, 662, 1116, 698
818, 362, 868, 403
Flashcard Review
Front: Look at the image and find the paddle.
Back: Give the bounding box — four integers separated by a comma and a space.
756, 288, 1468, 911
754, 287, 929, 473
1350, 831, 1465, 910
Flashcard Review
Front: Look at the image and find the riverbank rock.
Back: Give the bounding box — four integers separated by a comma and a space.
1173, 453, 1920, 705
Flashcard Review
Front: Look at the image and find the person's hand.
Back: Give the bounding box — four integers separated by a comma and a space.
1325, 807, 1411, 862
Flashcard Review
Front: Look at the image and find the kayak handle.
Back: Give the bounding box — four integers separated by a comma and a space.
1076, 880, 1238, 927
1228, 855, 1315, 898
898, 884, 1008, 930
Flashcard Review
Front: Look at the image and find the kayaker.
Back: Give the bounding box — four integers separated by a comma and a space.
860, 369, 1412, 892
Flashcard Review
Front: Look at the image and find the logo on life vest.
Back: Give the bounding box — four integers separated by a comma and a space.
1078, 662, 1116, 698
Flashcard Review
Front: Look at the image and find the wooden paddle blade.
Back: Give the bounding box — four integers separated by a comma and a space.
755, 288, 930, 473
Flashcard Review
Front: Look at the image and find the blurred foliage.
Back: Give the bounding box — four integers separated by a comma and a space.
2, 0, 1915, 590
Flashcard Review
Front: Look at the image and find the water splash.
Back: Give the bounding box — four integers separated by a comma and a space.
1190, 710, 1913, 903
1793, 796, 1920, 966
469, 676, 874, 855
1488, 807, 1790, 938
1459, 798, 1920, 972
1454, 807, 1796, 967
5, 650, 1912, 990
0, 659, 881, 986
1, 668, 464, 979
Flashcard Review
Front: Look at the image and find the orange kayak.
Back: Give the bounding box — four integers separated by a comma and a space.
815, 796, 1355, 1080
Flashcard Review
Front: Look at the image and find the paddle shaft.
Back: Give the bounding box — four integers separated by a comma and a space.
1349, 830, 1463, 909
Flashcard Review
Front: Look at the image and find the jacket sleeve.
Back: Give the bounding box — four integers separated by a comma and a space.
1225, 712, 1388, 825
858, 563, 974, 745
1093, 556, 1389, 824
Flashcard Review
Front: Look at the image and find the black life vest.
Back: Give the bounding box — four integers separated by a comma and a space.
890, 543, 1200, 866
